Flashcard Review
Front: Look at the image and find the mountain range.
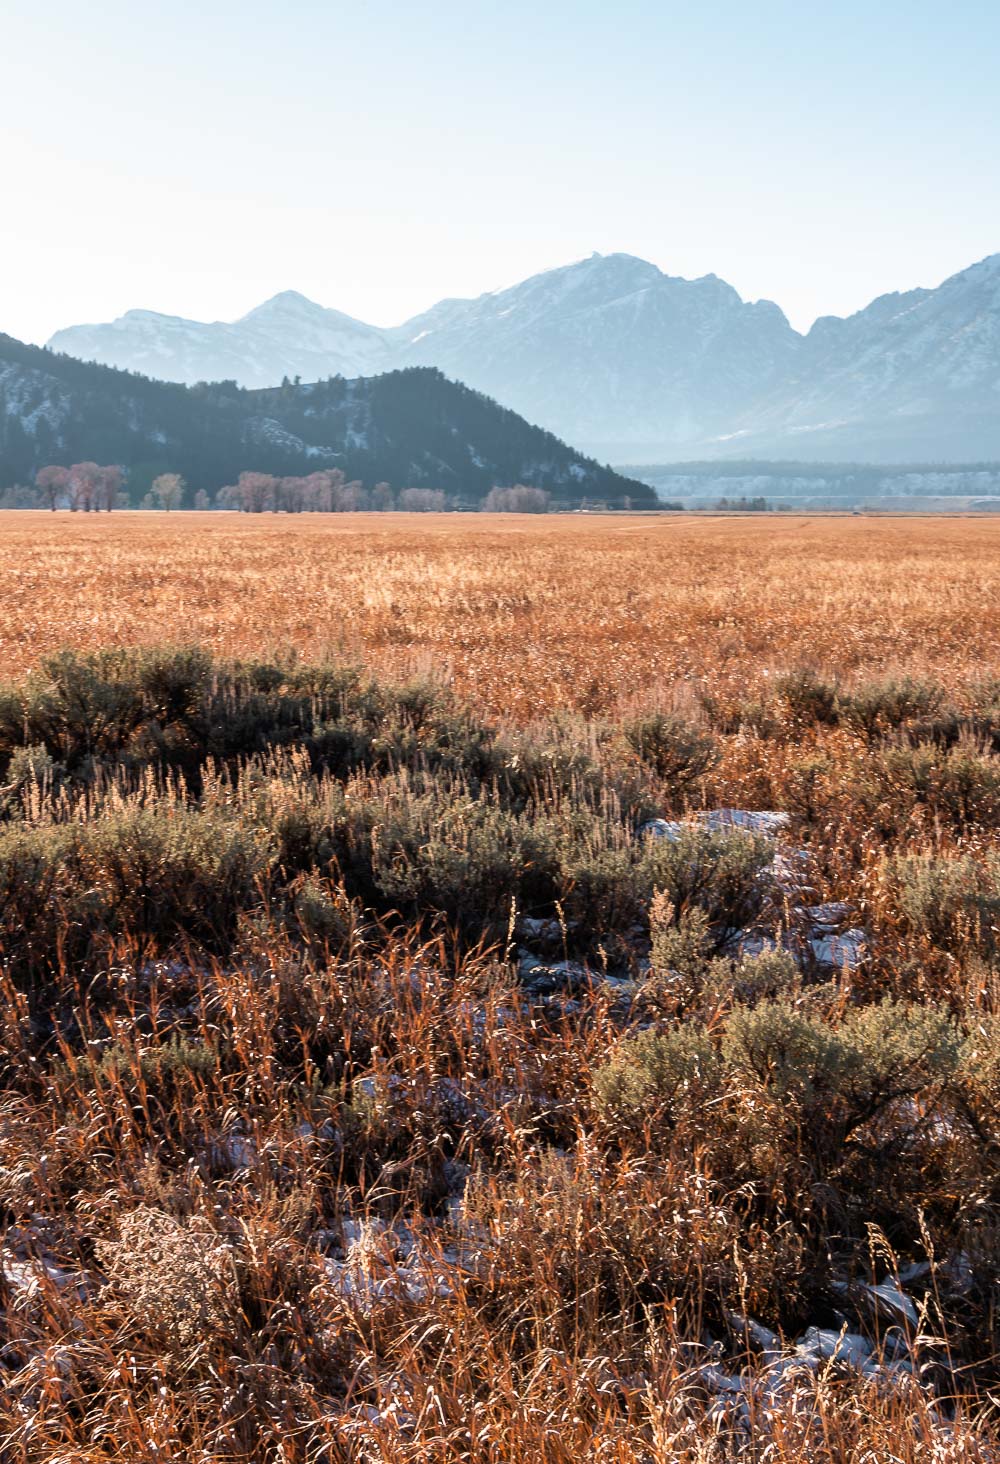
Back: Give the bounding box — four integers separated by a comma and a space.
0, 333, 652, 505
48, 251, 1000, 463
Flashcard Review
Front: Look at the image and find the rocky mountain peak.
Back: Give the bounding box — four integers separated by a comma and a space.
45, 249, 1000, 461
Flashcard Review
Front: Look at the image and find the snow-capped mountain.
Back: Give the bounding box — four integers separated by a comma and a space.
47, 251, 1000, 462
395, 254, 800, 453
50, 291, 394, 389
47, 254, 804, 453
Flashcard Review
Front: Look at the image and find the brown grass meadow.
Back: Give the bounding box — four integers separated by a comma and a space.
0, 509, 999, 1461
2, 510, 998, 716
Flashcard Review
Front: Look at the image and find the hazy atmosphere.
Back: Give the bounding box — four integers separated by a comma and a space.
3, 0, 1000, 342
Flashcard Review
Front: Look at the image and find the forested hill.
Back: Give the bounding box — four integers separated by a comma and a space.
0, 334, 654, 505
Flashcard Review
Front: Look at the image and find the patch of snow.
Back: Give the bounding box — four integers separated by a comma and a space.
809, 928, 867, 971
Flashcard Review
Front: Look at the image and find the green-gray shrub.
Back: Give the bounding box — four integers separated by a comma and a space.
723, 996, 960, 1133
722, 999, 846, 1107
645, 902, 798, 1015
641, 828, 775, 950
557, 838, 648, 935
774, 669, 839, 728
839, 676, 945, 742
958, 1017, 1000, 1148
650, 899, 713, 983
79, 807, 274, 947
623, 712, 716, 794
838, 998, 961, 1105
0, 823, 78, 972
593, 1026, 723, 1130
90, 1035, 220, 1095
728, 947, 801, 1005
368, 785, 559, 937
886, 853, 1000, 956
292, 876, 358, 953
876, 741, 1000, 828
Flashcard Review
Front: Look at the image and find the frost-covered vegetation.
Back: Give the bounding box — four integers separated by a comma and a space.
0, 643, 998, 1460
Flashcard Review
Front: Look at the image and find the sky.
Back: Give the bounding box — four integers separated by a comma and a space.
2, 0, 999, 344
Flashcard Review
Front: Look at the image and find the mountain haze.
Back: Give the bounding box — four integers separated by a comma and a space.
48, 252, 1000, 462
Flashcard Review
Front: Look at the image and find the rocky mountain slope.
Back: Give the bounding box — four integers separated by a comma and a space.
728, 253, 1000, 462
0, 333, 652, 504
395, 254, 800, 454
49, 251, 1000, 462
50, 292, 395, 390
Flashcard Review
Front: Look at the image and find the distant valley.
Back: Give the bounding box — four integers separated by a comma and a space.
629, 460, 1000, 511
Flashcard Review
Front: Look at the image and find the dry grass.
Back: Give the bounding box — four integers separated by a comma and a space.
0, 512, 998, 1460
2, 510, 998, 717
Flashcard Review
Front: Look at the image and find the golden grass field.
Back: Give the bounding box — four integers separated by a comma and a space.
2, 510, 998, 715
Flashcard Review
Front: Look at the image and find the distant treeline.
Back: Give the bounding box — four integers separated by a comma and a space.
4, 465, 621, 514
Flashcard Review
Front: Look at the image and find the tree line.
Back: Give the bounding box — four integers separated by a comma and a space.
22, 464, 554, 513
34, 462, 125, 512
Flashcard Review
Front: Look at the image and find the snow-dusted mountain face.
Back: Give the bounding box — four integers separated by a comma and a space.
49, 291, 395, 388
726, 253, 1000, 461
394, 253, 800, 453
47, 252, 1000, 462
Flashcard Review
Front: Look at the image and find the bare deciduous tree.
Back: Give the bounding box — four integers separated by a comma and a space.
482, 484, 550, 513
35, 465, 70, 511
399, 487, 446, 512
151, 473, 186, 511
67, 462, 102, 512
98, 465, 125, 512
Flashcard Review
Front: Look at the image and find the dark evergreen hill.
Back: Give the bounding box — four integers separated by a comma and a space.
0, 334, 654, 505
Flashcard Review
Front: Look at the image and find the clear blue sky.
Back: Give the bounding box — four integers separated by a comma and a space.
2, 0, 998, 343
